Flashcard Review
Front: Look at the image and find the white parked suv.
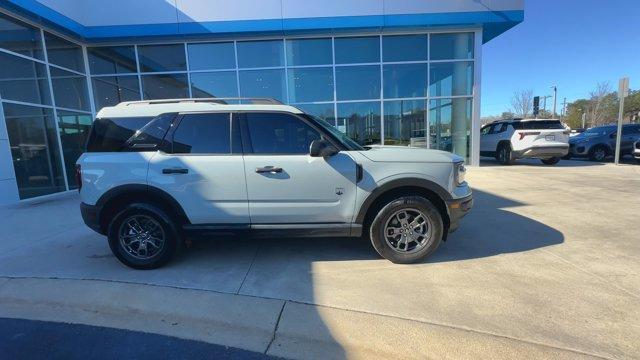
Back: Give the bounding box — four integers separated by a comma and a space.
480, 119, 570, 165
77, 98, 473, 269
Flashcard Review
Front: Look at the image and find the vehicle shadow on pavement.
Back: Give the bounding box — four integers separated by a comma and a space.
430, 189, 564, 263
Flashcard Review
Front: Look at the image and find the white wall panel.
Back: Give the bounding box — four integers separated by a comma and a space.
0, 178, 19, 204
177, 0, 282, 23
384, 0, 525, 14
38, 0, 180, 26
281, 0, 382, 19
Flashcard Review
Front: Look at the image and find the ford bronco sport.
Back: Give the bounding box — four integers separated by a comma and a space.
78, 98, 473, 269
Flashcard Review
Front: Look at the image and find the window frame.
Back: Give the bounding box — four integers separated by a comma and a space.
238, 110, 345, 155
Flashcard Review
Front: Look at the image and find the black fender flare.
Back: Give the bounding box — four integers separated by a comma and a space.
95, 184, 190, 226
354, 177, 452, 225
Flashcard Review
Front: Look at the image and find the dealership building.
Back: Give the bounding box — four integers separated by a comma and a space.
0, 0, 523, 203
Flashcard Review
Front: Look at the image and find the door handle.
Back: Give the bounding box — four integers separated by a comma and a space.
162, 168, 189, 174
255, 166, 283, 174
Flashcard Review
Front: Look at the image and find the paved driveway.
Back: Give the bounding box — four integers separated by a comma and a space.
0, 159, 638, 359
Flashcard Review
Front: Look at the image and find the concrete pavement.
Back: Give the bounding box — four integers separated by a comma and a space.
0, 159, 638, 359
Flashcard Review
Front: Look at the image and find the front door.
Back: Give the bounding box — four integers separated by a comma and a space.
147, 112, 249, 224
241, 112, 358, 224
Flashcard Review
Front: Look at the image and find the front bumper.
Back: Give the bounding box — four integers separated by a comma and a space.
80, 202, 104, 235
447, 194, 473, 233
514, 145, 569, 159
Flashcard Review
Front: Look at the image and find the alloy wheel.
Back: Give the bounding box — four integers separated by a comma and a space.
118, 215, 166, 260
383, 208, 433, 254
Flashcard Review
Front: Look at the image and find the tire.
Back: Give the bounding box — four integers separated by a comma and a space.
588, 145, 608, 162
107, 203, 179, 269
369, 196, 443, 264
541, 157, 560, 165
496, 143, 515, 165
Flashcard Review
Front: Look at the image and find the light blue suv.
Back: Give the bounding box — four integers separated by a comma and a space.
567, 124, 640, 162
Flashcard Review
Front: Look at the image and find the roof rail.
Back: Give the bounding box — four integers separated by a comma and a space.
117, 98, 283, 106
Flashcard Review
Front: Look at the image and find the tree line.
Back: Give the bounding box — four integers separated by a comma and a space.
482, 82, 640, 128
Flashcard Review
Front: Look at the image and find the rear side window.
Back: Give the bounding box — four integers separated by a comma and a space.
245, 112, 321, 154
86, 116, 153, 152
172, 113, 231, 154
512, 120, 564, 130
622, 125, 640, 135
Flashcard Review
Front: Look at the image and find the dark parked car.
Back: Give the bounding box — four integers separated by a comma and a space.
566, 124, 640, 161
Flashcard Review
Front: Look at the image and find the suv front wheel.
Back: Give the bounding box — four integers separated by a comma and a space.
369, 196, 443, 264
107, 203, 179, 269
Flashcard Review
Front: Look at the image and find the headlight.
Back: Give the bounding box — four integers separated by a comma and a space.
454, 162, 466, 186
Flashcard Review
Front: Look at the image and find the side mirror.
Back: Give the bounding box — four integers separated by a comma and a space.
310, 139, 339, 158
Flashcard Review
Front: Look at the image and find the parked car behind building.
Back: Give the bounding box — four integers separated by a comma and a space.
566, 124, 640, 162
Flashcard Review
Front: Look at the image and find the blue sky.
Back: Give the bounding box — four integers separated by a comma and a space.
481, 0, 639, 117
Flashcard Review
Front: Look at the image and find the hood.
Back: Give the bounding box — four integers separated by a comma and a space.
358, 146, 463, 163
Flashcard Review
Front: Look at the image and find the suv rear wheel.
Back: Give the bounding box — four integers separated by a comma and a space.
496, 143, 515, 165
369, 196, 443, 264
107, 203, 179, 269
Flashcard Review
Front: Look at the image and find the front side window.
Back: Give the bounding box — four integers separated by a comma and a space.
245, 113, 320, 154
172, 113, 231, 154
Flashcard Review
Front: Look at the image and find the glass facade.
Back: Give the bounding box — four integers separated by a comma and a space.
0, 9, 478, 201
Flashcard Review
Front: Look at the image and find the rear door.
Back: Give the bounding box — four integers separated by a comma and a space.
241, 112, 358, 224
147, 112, 249, 224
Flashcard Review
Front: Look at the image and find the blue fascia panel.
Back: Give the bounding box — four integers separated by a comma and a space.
2, 0, 523, 44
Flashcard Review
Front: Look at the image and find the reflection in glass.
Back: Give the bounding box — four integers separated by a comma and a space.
0, 52, 51, 105
3, 103, 65, 199
429, 98, 472, 162
335, 65, 380, 101
384, 100, 427, 147
382, 35, 427, 62
429, 62, 473, 97
92, 76, 140, 109
383, 63, 428, 99
190, 71, 238, 98
141, 74, 189, 99
337, 102, 381, 145
286, 38, 332, 66
0, 12, 43, 59
138, 44, 186, 72
430, 33, 474, 60
237, 40, 284, 68
334, 36, 380, 64
288, 67, 333, 103
57, 111, 92, 188
238, 69, 286, 102
50, 67, 91, 111
187, 42, 235, 70
294, 103, 335, 126
44, 32, 85, 73
88, 46, 137, 74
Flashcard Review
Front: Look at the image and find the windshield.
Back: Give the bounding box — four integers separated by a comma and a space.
302, 114, 365, 151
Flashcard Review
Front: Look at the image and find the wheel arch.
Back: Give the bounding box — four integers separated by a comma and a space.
496, 140, 511, 152
356, 178, 452, 237
95, 184, 190, 234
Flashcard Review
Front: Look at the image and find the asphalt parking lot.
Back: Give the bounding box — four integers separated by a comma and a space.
0, 159, 638, 359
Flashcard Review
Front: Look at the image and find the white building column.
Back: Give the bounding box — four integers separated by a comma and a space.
0, 101, 20, 204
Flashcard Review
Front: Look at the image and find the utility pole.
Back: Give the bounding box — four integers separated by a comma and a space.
581, 113, 586, 128
541, 95, 552, 113
551, 85, 558, 117
561, 97, 567, 118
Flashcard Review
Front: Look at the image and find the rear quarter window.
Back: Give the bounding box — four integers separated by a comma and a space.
86, 114, 174, 152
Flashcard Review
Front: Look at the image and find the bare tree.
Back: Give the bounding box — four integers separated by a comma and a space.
510, 89, 533, 118
587, 82, 612, 126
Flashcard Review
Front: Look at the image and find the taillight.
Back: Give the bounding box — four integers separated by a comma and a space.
518, 131, 540, 140
75, 164, 82, 191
